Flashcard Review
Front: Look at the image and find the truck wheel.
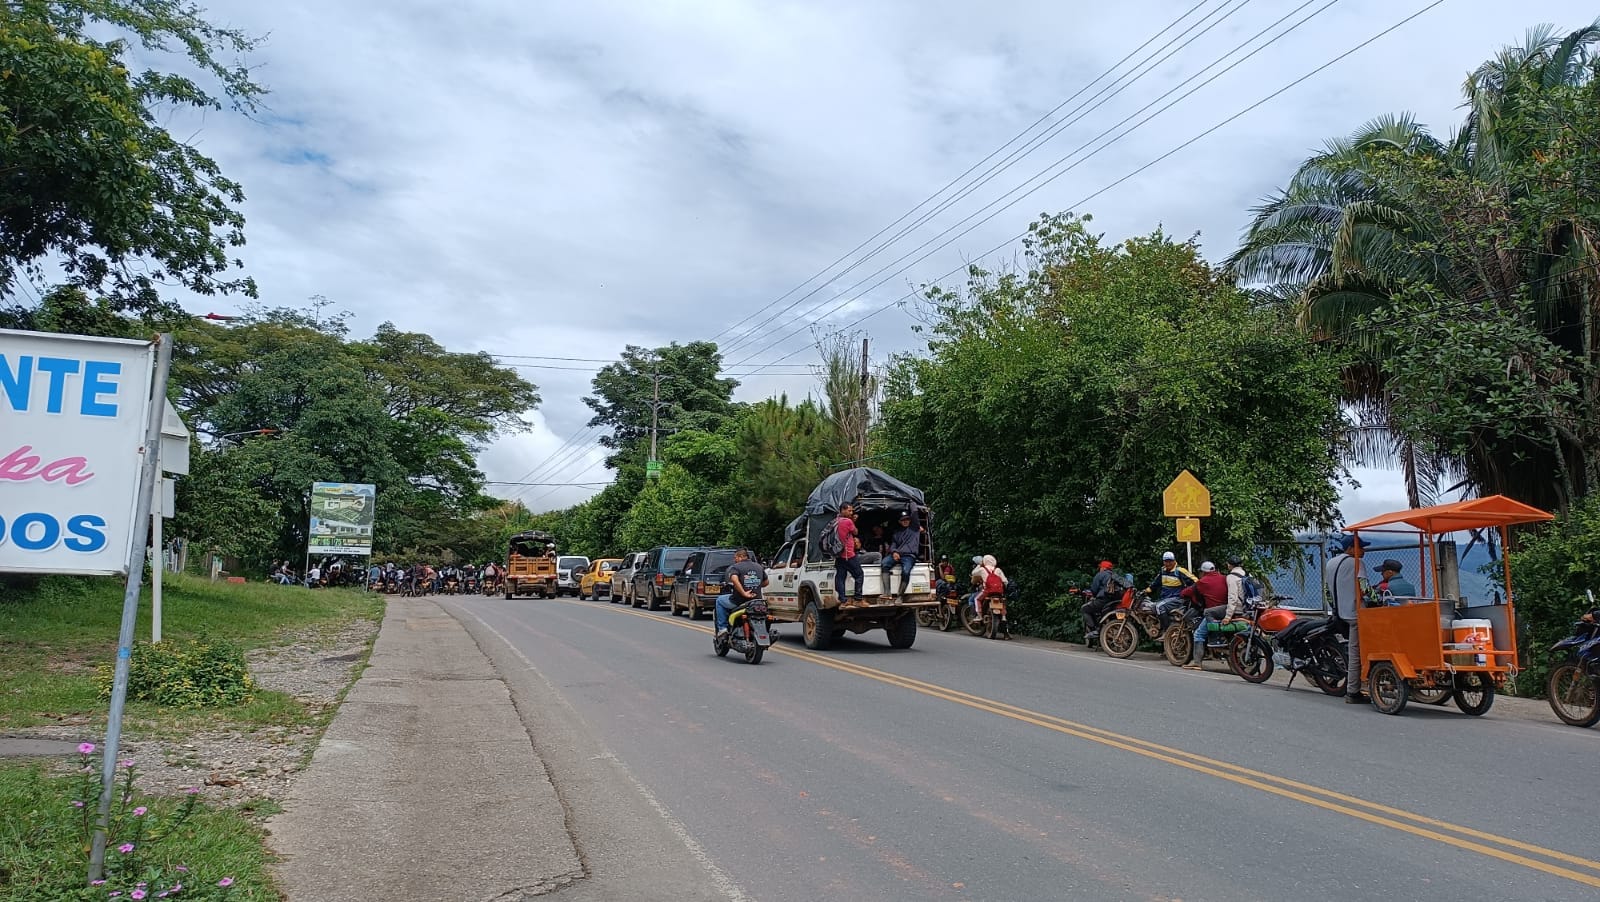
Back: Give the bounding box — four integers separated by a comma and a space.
886, 614, 917, 649
802, 600, 836, 650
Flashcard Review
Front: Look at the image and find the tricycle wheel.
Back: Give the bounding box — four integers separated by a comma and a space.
1368, 661, 1408, 715
1547, 663, 1600, 727
1101, 619, 1139, 659
1228, 635, 1274, 683
1411, 685, 1452, 706
1452, 672, 1494, 716
1162, 626, 1192, 667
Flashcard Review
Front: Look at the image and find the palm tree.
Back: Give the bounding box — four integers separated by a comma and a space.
1229, 21, 1600, 513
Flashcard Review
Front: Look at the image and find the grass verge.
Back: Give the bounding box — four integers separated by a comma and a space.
0, 761, 274, 901
0, 574, 380, 731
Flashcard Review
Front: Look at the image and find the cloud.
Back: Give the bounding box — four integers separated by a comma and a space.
171, 0, 1587, 518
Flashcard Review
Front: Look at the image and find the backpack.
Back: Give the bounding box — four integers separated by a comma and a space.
819, 517, 844, 557
982, 566, 1005, 596
1102, 572, 1130, 598
1240, 576, 1263, 605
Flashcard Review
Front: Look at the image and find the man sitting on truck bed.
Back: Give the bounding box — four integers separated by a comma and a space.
881, 510, 922, 602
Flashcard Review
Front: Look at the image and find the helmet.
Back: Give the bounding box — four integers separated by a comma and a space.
971, 555, 983, 565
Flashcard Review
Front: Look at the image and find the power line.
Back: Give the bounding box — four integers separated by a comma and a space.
482, 480, 613, 487
725, 0, 1347, 369
732, 0, 1439, 374
705, 0, 1226, 350
718, 0, 1261, 359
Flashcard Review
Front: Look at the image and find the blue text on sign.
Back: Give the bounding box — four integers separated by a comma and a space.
0, 355, 122, 417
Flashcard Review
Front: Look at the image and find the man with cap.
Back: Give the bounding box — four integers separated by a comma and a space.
1373, 559, 1416, 598
881, 510, 922, 601
1324, 535, 1367, 704
1181, 561, 1230, 669
1148, 552, 1196, 624
1080, 560, 1124, 645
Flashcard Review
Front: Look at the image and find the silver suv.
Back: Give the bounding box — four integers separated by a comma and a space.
611, 552, 643, 604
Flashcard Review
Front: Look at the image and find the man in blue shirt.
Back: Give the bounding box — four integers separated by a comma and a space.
880, 511, 922, 601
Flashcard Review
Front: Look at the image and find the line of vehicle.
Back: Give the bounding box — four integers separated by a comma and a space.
577, 600, 1600, 888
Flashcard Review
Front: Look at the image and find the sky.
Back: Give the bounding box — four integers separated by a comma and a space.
168, 0, 1595, 520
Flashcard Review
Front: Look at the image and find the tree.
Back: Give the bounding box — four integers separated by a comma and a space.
0, 1, 263, 316
726, 396, 845, 549
168, 308, 539, 566
1229, 21, 1600, 513
815, 333, 877, 463
584, 342, 738, 468
880, 213, 1346, 639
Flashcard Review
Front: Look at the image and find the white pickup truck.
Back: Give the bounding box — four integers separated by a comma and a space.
765, 536, 936, 649
764, 468, 938, 650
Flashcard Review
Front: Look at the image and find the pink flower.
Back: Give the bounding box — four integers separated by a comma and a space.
175, 866, 188, 873
91, 880, 106, 886
183, 787, 200, 795
78, 742, 95, 754
131, 891, 147, 900
71, 800, 84, 808
120, 759, 134, 768
109, 893, 121, 898
132, 806, 148, 816
117, 842, 134, 854
217, 877, 234, 887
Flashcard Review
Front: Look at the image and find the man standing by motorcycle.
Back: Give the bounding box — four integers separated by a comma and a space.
1324, 536, 1366, 704
716, 548, 769, 641
1080, 560, 1124, 646
1181, 561, 1230, 669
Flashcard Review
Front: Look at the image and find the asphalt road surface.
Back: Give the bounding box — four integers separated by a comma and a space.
443, 596, 1599, 902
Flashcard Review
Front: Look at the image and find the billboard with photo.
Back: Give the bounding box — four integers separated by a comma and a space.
0, 329, 158, 575
308, 482, 376, 556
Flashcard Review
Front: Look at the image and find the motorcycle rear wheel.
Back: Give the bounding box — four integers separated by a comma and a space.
1547, 663, 1600, 727
1100, 619, 1139, 659
1228, 635, 1274, 683
744, 643, 764, 664
1162, 626, 1192, 667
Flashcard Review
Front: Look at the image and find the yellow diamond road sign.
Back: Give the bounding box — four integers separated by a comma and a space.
1163, 469, 1212, 518
1176, 518, 1201, 543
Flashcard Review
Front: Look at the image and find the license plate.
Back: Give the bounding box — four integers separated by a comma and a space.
756, 632, 771, 646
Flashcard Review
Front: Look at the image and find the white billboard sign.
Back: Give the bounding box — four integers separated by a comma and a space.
0, 329, 158, 575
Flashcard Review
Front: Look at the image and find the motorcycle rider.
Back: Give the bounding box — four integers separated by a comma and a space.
973, 554, 1007, 616
936, 554, 956, 586
1148, 551, 1196, 622
1080, 560, 1123, 646
1324, 535, 1366, 704
1182, 561, 1230, 670
716, 548, 768, 640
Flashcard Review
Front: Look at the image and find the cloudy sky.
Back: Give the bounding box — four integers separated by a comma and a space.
177, 0, 1591, 518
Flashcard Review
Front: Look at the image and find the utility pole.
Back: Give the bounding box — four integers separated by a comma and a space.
647, 365, 663, 479
857, 337, 870, 466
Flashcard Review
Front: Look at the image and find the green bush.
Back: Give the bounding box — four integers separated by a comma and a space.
1506, 496, 1600, 697
95, 637, 255, 709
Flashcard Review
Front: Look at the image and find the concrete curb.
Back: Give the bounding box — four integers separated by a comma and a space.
266, 598, 582, 902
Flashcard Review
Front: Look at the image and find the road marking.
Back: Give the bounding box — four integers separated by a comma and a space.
577, 600, 1600, 889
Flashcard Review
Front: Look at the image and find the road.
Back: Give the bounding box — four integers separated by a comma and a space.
440, 595, 1599, 902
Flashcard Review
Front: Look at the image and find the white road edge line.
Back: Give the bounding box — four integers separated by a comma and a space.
465, 609, 755, 902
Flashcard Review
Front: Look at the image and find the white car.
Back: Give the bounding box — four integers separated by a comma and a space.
555, 556, 590, 596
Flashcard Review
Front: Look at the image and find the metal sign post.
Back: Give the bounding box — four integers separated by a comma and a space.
88, 335, 172, 883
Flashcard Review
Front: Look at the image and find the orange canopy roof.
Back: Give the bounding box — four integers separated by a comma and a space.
1343, 495, 1555, 534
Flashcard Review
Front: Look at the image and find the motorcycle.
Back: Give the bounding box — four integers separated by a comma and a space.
1547, 594, 1600, 728
441, 574, 460, 595
983, 582, 1017, 640
1090, 582, 1165, 659
1164, 605, 1252, 667
715, 597, 775, 664
1258, 615, 1348, 696
1222, 596, 1298, 682
918, 579, 964, 632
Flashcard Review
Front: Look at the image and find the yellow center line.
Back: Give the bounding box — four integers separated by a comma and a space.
561, 599, 1600, 888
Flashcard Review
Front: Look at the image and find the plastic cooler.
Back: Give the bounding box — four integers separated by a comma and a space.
1448, 619, 1493, 666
